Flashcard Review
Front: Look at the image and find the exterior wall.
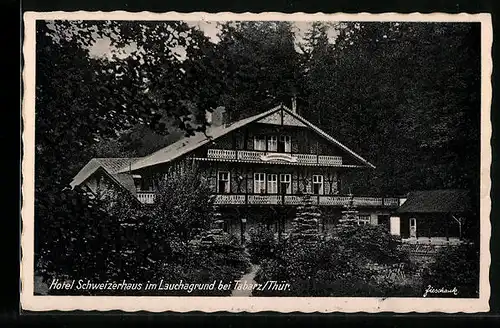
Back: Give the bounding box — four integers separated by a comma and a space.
256, 110, 307, 127
196, 161, 343, 195
203, 122, 352, 160
216, 206, 393, 243
399, 214, 461, 239
83, 172, 119, 200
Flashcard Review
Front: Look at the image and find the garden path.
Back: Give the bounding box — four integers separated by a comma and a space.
231, 264, 260, 297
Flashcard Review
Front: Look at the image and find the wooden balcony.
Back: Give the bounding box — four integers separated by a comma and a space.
198, 149, 345, 167
136, 191, 401, 208
212, 194, 402, 208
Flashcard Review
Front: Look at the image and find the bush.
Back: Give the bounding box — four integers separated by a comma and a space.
35, 167, 248, 296
35, 187, 131, 288
247, 227, 277, 263
253, 224, 418, 297
422, 243, 479, 298
149, 167, 214, 241
329, 224, 411, 266
150, 229, 251, 296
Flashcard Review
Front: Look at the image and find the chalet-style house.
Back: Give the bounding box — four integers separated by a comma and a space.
390, 189, 473, 244
71, 104, 405, 241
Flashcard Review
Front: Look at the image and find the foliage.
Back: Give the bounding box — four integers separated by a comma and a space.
329, 224, 411, 266
215, 21, 302, 120
148, 167, 214, 240
35, 20, 224, 279
35, 188, 152, 289
300, 22, 480, 200
254, 225, 416, 297
137, 230, 250, 296
208, 21, 480, 205
422, 243, 480, 297
247, 227, 277, 263
39, 190, 249, 296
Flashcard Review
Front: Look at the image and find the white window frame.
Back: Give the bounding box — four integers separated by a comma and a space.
267, 174, 278, 194
254, 173, 266, 194
312, 175, 324, 195
280, 135, 291, 153
358, 214, 370, 226
330, 172, 339, 194
267, 136, 278, 152
280, 173, 292, 194
254, 136, 266, 151
217, 171, 231, 194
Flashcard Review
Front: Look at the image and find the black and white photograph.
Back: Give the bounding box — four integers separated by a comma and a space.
21, 12, 492, 313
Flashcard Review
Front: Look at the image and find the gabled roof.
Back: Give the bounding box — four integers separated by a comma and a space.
396, 189, 470, 214
119, 105, 375, 173
70, 158, 140, 195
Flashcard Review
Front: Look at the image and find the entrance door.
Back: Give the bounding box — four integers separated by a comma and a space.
409, 218, 417, 238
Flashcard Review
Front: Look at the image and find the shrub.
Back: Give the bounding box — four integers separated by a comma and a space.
247, 227, 277, 263
149, 167, 214, 241
36, 167, 244, 296
422, 243, 479, 298
151, 229, 251, 296
329, 224, 411, 266
254, 224, 417, 297
35, 187, 129, 288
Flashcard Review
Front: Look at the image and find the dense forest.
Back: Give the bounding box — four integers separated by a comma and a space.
35, 19, 481, 213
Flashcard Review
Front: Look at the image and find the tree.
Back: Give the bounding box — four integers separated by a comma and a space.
215, 21, 302, 120
300, 22, 480, 198
148, 166, 214, 241
34, 20, 223, 279
289, 193, 321, 242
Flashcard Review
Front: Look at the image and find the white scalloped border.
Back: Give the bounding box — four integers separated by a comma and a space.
21, 11, 493, 313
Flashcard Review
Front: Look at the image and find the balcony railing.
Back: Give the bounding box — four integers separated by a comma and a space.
204, 149, 343, 166
137, 191, 155, 204
211, 194, 401, 207
136, 191, 402, 208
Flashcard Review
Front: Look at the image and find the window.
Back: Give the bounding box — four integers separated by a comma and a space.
358, 215, 370, 226
217, 171, 230, 194
278, 135, 291, 153
280, 174, 292, 194
133, 175, 142, 191
267, 174, 278, 194
312, 175, 324, 195
254, 136, 266, 151
140, 177, 154, 192
267, 136, 278, 152
254, 173, 266, 194
330, 173, 339, 194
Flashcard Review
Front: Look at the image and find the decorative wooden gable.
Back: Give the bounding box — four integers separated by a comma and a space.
256, 108, 306, 127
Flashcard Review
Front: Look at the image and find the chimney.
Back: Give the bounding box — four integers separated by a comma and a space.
211, 106, 227, 127
205, 106, 227, 133
291, 95, 297, 113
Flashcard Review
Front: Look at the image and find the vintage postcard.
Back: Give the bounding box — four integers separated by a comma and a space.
21, 11, 492, 313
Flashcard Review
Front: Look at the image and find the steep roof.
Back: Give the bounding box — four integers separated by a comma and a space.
396, 189, 470, 214
119, 105, 375, 173
70, 158, 140, 195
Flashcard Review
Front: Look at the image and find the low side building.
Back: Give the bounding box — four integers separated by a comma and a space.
390, 189, 473, 245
